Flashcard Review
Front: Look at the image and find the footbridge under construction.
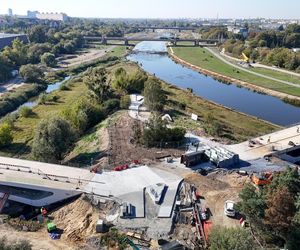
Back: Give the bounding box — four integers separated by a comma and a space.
0, 156, 182, 218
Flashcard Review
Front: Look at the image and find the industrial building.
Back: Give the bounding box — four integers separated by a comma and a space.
0, 33, 29, 50
27, 11, 68, 21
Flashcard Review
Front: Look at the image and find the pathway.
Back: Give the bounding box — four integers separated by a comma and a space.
206, 47, 300, 88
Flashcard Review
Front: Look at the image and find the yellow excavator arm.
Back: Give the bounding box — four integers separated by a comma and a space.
242, 53, 249, 63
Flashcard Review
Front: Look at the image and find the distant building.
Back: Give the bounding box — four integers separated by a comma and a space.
0, 33, 29, 50
35, 12, 68, 22
227, 26, 248, 38
8, 8, 13, 17
27, 10, 38, 19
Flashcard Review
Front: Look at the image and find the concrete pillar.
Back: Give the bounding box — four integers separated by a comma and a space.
124, 39, 129, 46
102, 37, 107, 45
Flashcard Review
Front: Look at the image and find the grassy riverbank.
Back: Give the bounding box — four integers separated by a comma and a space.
171, 46, 300, 97
0, 58, 278, 161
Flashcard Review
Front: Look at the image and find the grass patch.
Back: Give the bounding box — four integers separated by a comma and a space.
162, 81, 278, 142
172, 47, 300, 97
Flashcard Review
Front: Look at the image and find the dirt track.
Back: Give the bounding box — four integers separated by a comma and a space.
185, 172, 249, 228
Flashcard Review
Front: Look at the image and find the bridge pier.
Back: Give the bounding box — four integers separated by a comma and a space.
124, 39, 129, 46
101, 37, 107, 45
194, 40, 199, 46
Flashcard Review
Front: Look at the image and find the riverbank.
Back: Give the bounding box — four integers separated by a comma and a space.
169, 46, 300, 101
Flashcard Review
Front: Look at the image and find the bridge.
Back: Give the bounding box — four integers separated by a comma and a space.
84, 36, 220, 47
136, 26, 197, 32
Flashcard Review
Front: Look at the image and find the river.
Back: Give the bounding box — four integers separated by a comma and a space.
127, 41, 300, 126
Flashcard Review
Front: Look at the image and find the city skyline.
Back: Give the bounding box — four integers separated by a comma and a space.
1, 0, 300, 19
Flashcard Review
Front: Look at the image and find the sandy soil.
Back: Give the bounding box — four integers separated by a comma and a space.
0, 224, 75, 250
184, 171, 249, 228
57, 47, 113, 68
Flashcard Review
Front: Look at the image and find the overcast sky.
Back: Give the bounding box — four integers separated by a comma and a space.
1, 0, 299, 19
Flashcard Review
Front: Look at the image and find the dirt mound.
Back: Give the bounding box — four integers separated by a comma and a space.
184, 173, 230, 193
52, 197, 99, 242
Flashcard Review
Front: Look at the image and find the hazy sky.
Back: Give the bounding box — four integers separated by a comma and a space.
1, 0, 299, 19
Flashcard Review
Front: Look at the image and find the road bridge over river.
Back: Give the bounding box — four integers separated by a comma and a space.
84, 36, 219, 47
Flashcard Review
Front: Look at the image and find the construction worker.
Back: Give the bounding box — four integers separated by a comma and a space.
41, 207, 47, 217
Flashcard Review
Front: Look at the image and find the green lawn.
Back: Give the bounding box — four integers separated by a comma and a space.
172, 47, 300, 97
162, 82, 278, 142
251, 67, 300, 85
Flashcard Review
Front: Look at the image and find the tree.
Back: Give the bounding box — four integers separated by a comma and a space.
0, 123, 13, 148
84, 67, 111, 103
2, 39, 28, 66
265, 186, 296, 239
32, 117, 76, 162
19, 64, 44, 83
237, 183, 266, 223
41, 52, 57, 67
209, 226, 256, 250
143, 78, 166, 112
112, 67, 129, 93
0, 54, 13, 82
28, 25, 47, 43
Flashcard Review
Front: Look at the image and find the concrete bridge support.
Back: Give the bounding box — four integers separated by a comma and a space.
101, 37, 107, 45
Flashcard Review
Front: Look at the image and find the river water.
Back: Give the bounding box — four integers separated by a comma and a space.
15, 76, 71, 111
127, 41, 300, 126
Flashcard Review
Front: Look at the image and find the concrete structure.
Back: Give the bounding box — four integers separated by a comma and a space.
138, 26, 197, 32
27, 10, 38, 19
84, 36, 219, 47
227, 26, 248, 38
36, 12, 68, 22
0, 156, 182, 219
205, 146, 239, 168
0, 33, 29, 50
227, 125, 300, 161
8, 9, 13, 17
272, 145, 300, 166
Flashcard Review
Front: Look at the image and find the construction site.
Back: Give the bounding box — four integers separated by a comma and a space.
1, 91, 300, 249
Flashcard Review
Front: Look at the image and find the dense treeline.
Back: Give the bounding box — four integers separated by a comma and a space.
221, 24, 300, 71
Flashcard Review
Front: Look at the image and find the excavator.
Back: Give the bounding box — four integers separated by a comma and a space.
252, 172, 273, 186
241, 52, 250, 63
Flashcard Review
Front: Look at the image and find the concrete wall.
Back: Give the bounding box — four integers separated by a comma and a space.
36, 13, 68, 22
0, 34, 29, 50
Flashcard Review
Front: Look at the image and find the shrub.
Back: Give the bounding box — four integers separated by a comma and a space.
0, 122, 13, 148
120, 95, 131, 109
59, 83, 70, 91
102, 98, 120, 115
19, 106, 33, 118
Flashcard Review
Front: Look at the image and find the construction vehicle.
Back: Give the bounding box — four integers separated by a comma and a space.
242, 52, 250, 63
252, 172, 273, 186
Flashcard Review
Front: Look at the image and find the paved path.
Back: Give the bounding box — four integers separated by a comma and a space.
206, 47, 300, 88
219, 50, 300, 78
128, 94, 150, 122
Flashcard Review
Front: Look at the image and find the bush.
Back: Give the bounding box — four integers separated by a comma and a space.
0, 122, 13, 148
102, 99, 120, 115
19, 106, 33, 118
120, 95, 131, 109
59, 83, 70, 91
62, 98, 104, 133
40, 52, 57, 67
19, 64, 44, 83
209, 227, 255, 250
